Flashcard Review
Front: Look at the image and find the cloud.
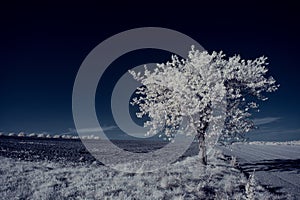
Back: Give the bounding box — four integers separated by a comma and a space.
251, 126, 300, 134
248, 127, 300, 141
259, 128, 300, 135
253, 117, 281, 126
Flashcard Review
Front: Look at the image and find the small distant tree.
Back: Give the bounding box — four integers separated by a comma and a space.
129, 46, 278, 165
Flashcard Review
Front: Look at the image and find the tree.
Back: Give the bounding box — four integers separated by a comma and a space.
129, 46, 278, 165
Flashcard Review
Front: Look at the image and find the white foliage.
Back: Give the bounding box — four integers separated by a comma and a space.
130, 46, 278, 143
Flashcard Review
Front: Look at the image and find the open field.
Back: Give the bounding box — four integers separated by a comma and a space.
1, 136, 298, 199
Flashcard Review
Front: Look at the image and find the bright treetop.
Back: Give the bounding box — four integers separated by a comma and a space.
130, 46, 278, 144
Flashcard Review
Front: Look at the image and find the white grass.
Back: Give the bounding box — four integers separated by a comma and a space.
0, 149, 276, 199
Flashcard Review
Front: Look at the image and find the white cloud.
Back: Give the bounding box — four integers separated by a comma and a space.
248, 127, 300, 141
260, 128, 300, 135
252, 126, 299, 133
253, 117, 281, 125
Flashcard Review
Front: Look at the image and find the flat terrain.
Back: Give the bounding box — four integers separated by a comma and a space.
1, 136, 298, 199
221, 143, 300, 199
0, 136, 170, 164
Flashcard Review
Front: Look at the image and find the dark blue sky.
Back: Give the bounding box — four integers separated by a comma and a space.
0, 1, 299, 141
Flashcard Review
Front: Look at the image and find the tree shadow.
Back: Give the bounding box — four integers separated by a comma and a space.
240, 159, 300, 173
236, 158, 300, 197
260, 185, 285, 196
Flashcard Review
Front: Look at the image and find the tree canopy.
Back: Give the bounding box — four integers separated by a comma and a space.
130, 46, 279, 145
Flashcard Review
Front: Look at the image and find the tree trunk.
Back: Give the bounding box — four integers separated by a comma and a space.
198, 132, 207, 165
